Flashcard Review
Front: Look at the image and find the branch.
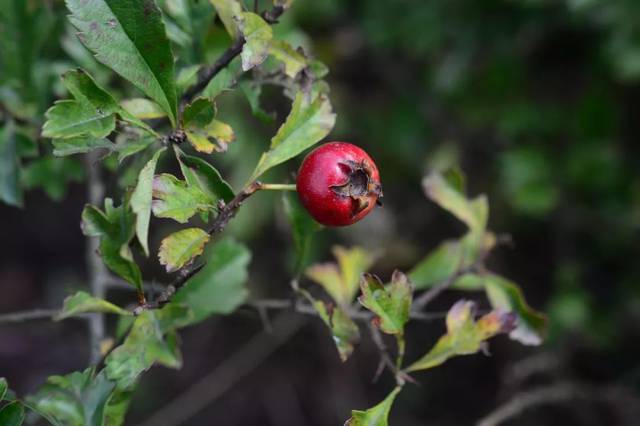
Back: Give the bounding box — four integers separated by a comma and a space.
135, 181, 265, 314
0, 309, 60, 324
180, 5, 286, 105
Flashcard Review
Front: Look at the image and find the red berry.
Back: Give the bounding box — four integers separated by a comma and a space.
296, 142, 383, 226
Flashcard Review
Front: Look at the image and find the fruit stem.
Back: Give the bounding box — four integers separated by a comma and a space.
260, 183, 297, 191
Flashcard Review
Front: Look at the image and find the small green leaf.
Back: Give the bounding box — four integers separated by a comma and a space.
182, 97, 216, 128
115, 136, 156, 164
66, 0, 178, 125
202, 68, 236, 100
55, 291, 130, 320
358, 271, 413, 335
152, 174, 216, 223
43, 100, 115, 139
172, 238, 250, 324
282, 191, 322, 274
405, 300, 516, 373
0, 378, 7, 400
120, 98, 167, 120
158, 228, 210, 273
408, 240, 463, 289
250, 91, 335, 181
175, 145, 235, 203
52, 136, 113, 156
305, 246, 375, 307
0, 401, 25, 426
269, 40, 307, 78
0, 122, 22, 207
27, 368, 115, 426
311, 299, 360, 362
238, 12, 273, 71
209, 0, 243, 39
131, 148, 166, 256
346, 387, 401, 426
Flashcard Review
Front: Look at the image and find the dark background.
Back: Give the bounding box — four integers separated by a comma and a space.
1, 0, 640, 424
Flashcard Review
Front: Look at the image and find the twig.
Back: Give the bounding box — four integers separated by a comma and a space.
135, 181, 265, 313
85, 152, 109, 364
412, 259, 483, 310
0, 309, 60, 324
136, 312, 306, 426
367, 323, 414, 386
180, 5, 286, 105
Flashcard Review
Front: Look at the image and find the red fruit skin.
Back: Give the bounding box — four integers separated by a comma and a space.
296, 142, 382, 226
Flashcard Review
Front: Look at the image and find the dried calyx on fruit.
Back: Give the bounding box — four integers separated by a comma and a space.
296, 142, 382, 226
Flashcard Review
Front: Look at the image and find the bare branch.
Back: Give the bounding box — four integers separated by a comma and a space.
0, 309, 60, 324
181, 5, 286, 105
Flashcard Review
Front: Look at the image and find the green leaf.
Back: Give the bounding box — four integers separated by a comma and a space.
131, 148, 166, 256
282, 191, 322, 274
202, 68, 236, 100
0, 401, 24, 426
311, 299, 360, 362
346, 387, 401, 426
184, 119, 236, 154
105, 309, 189, 388
52, 136, 114, 156
0, 377, 7, 400
42, 100, 115, 139
55, 291, 131, 320
405, 300, 516, 373
208, 0, 243, 39
250, 91, 335, 181
0, 122, 22, 207
269, 40, 307, 78
358, 271, 413, 335
408, 240, 463, 289
115, 136, 156, 164
28, 368, 115, 426
238, 12, 273, 71
120, 98, 167, 120
152, 173, 216, 223
66, 0, 178, 125
305, 246, 375, 307
21, 157, 84, 202
104, 388, 131, 426
182, 97, 216, 128
172, 238, 250, 324
239, 81, 274, 123
481, 273, 548, 346
81, 199, 142, 291
158, 227, 210, 273
174, 146, 234, 203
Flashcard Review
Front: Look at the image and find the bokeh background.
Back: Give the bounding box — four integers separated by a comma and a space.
1, 0, 640, 424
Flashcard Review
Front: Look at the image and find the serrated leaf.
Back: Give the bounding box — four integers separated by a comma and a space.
172, 238, 250, 324
55, 291, 130, 320
105, 308, 191, 388
345, 387, 401, 426
0, 122, 22, 207
250, 92, 335, 181
52, 136, 114, 156
120, 98, 166, 119
358, 271, 413, 335
0, 401, 24, 426
311, 299, 360, 362
175, 145, 234, 203
152, 173, 216, 223
305, 246, 375, 307
158, 228, 210, 273
27, 368, 115, 426
405, 300, 516, 373
81, 199, 142, 290
209, 0, 243, 39
131, 148, 166, 256
238, 12, 273, 71
269, 40, 306, 78
66, 0, 178, 125
282, 191, 322, 274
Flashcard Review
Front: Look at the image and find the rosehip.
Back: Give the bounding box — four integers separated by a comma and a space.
296, 142, 382, 226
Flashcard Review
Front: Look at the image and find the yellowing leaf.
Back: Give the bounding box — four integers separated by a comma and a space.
305, 246, 375, 307
120, 98, 167, 119
269, 40, 307, 78
405, 300, 516, 373
238, 12, 273, 71
152, 174, 216, 223
158, 228, 210, 273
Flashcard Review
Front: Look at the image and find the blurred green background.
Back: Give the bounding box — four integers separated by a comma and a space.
1, 0, 640, 424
